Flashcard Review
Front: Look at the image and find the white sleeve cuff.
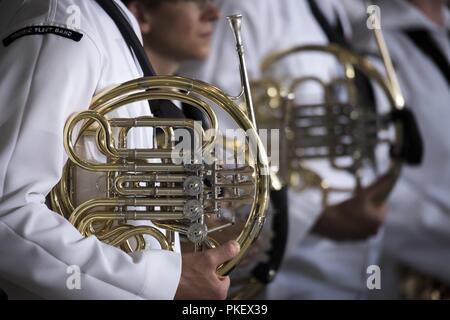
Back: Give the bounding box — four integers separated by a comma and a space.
137, 250, 181, 300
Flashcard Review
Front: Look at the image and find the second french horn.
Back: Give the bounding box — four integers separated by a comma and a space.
251, 24, 421, 208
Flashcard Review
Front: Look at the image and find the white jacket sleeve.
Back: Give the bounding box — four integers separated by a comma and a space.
384, 176, 450, 284
0, 28, 180, 300
285, 190, 324, 250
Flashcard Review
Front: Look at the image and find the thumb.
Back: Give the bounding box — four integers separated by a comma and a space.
365, 173, 396, 201
208, 240, 241, 267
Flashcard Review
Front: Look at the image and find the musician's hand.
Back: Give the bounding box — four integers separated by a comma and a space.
312, 174, 394, 241
175, 240, 240, 300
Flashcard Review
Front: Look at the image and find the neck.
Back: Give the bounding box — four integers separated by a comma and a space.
409, 0, 447, 27
145, 47, 179, 76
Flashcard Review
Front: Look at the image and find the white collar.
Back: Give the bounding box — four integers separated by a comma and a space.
317, 0, 353, 38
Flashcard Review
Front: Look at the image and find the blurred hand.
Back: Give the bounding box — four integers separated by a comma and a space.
175, 240, 240, 300
312, 173, 395, 241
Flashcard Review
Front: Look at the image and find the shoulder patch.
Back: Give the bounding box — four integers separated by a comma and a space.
3, 25, 83, 47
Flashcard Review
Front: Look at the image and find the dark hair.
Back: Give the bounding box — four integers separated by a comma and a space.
121, 0, 165, 9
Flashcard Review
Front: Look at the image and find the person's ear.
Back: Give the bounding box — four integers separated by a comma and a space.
126, 1, 153, 34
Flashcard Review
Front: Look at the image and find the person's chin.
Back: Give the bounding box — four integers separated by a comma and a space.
189, 48, 210, 61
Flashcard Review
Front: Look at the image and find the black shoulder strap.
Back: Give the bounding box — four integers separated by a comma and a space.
251, 187, 289, 285
95, 0, 156, 76
306, 0, 348, 48
404, 29, 450, 87
95, 0, 184, 118
182, 102, 209, 129
0, 288, 7, 300
306, 0, 376, 112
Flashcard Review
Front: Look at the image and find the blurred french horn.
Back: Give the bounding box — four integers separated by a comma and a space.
251, 20, 414, 208
49, 14, 270, 278
399, 265, 450, 300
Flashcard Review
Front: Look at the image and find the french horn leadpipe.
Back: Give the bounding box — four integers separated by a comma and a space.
366, 0, 405, 109
227, 14, 258, 129
228, 14, 283, 191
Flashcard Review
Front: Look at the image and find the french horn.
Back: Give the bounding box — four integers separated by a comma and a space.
49, 14, 270, 278
251, 21, 420, 208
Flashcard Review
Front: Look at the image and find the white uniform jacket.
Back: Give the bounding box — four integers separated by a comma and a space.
0, 0, 181, 300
